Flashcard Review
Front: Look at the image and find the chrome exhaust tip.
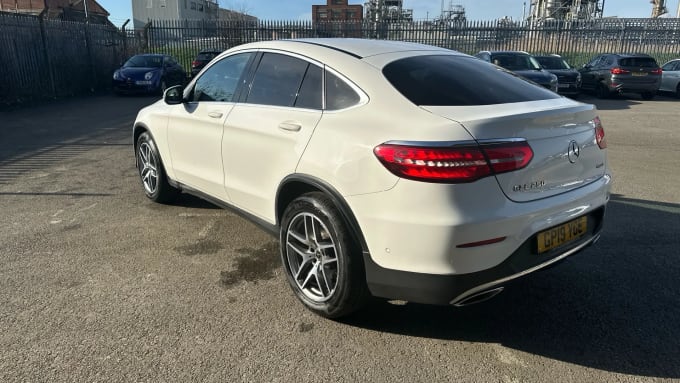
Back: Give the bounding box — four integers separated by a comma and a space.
451, 287, 504, 307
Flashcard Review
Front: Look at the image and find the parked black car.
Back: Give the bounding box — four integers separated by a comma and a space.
534, 54, 581, 96
475, 51, 558, 92
579, 53, 662, 100
190, 49, 222, 78
113, 54, 186, 96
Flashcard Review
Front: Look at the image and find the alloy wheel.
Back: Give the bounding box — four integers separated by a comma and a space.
138, 142, 158, 194
285, 212, 339, 303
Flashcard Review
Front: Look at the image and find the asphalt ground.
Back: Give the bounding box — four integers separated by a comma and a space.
0, 92, 678, 382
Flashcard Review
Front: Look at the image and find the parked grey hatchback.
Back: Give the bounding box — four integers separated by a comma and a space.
579, 53, 662, 99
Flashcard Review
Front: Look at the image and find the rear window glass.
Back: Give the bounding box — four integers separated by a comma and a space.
619, 57, 658, 68
383, 55, 560, 106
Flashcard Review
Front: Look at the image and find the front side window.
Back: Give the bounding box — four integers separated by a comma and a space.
193, 53, 252, 102
383, 55, 560, 106
246, 53, 309, 107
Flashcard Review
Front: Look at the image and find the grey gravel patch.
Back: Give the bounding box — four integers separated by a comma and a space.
298, 322, 314, 333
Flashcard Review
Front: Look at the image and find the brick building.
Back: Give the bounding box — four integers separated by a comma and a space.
312, 0, 363, 23
0, 0, 111, 24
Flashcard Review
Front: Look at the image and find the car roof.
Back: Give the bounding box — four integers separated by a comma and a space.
233, 38, 455, 59
608, 53, 653, 58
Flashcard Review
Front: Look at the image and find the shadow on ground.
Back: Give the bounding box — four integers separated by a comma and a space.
344, 194, 680, 379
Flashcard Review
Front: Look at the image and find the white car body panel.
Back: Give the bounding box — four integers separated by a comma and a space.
167, 101, 235, 201
223, 104, 322, 222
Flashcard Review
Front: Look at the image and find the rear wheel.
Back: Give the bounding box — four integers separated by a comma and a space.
595, 83, 610, 99
280, 192, 369, 319
641, 91, 655, 100
136, 132, 178, 203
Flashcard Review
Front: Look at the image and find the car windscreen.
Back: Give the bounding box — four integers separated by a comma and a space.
196, 53, 218, 61
619, 57, 658, 68
491, 54, 541, 71
535, 56, 570, 70
124, 55, 162, 68
382, 55, 560, 106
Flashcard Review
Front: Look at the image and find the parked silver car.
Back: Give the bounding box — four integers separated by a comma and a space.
659, 59, 680, 97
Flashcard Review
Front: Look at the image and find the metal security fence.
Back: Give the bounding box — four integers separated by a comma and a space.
0, 12, 128, 107
2, 13, 680, 108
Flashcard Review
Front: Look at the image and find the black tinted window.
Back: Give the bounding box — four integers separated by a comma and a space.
619, 57, 658, 68
295, 64, 322, 109
247, 53, 308, 107
383, 55, 559, 106
326, 71, 361, 110
193, 53, 252, 102
535, 56, 570, 70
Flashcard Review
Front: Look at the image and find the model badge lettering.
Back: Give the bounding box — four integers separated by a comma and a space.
513, 180, 546, 192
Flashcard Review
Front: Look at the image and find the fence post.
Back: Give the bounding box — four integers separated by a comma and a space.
83, 22, 97, 91
143, 21, 152, 51
38, 10, 57, 98
121, 19, 129, 62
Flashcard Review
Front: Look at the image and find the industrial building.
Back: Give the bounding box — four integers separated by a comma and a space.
364, 0, 412, 22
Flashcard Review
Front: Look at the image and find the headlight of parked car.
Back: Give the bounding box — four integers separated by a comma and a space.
550, 74, 558, 84
113, 71, 121, 80
144, 71, 156, 81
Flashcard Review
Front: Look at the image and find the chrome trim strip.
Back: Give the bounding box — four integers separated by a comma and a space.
450, 233, 600, 306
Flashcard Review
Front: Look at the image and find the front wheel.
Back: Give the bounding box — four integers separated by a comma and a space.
280, 192, 369, 319
136, 132, 178, 203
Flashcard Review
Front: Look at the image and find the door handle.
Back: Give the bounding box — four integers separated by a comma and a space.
278, 122, 302, 132
208, 111, 223, 118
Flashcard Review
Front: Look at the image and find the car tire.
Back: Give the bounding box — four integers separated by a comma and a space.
136, 132, 178, 204
595, 83, 610, 99
675, 84, 680, 99
280, 192, 370, 319
641, 91, 655, 100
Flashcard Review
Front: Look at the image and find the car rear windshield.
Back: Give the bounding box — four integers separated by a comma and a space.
382, 55, 560, 106
619, 57, 658, 68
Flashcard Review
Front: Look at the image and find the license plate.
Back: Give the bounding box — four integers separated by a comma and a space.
631, 72, 648, 77
558, 84, 570, 88
537, 216, 588, 254
135, 80, 153, 85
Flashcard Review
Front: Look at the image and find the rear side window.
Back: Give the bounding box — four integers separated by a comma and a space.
383, 55, 560, 106
619, 57, 659, 68
326, 71, 361, 110
246, 53, 308, 107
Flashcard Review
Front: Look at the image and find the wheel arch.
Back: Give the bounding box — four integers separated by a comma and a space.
276, 175, 369, 255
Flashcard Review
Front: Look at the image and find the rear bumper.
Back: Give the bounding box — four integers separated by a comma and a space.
608, 80, 661, 93
364, 207, 605, 305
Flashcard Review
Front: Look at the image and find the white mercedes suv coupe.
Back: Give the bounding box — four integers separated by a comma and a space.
133, 39, 611, 318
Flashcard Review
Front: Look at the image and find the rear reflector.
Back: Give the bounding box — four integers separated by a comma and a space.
456, 236, 507, 248
373, 140, 533, 183
593, 116, 607, 149
191, 60, 200, 68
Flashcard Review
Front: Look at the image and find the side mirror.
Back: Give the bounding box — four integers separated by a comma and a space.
164, 85, 184, 105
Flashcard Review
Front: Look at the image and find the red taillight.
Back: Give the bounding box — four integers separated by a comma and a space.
373, 141, 533, 183
594, 116, 607, 149
610, 68, 630, 75
651, 68, 662, 75
191, 60, 200, 68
